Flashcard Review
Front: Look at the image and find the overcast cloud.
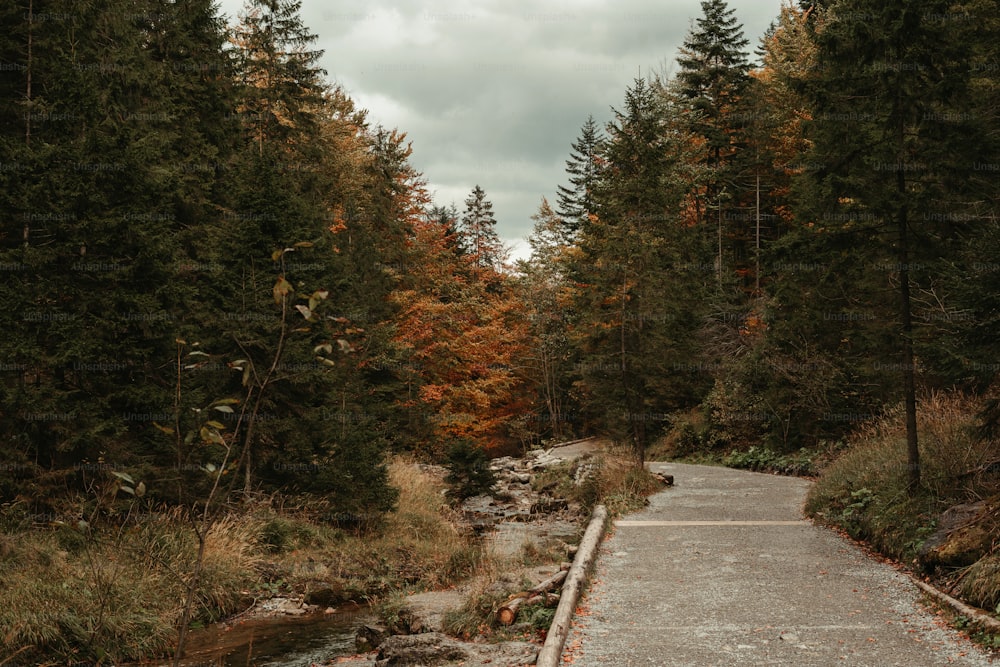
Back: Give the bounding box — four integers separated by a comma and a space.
216, 0, 786, 259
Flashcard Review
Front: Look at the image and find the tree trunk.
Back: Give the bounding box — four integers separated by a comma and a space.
25, 0, 32, 146
498, 596, 527, 626
896, 177, 920, 490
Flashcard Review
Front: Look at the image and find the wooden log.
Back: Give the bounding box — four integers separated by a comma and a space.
528, 569, 567, 597
498, 571, 570, 626
535, 504, 608, 667
498, 595, 528, 626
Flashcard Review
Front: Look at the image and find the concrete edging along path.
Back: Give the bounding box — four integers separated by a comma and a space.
562, 463, 997, 667
535, 504, 608, 667
913, 579, 1000, 634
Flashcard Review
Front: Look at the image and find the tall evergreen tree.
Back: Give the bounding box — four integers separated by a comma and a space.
572, 78, 711, 462
792, 0, 989, 487
459, 184, 504, 274
230, 0, 326, 155
676, 0, 751, 174
0, 0, 234, 495
675, 0, 755, 289
555, 115, 604, 240
427, 203, 462, 254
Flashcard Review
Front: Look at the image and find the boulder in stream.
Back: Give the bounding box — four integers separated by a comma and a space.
375, 632, 469, 665
356, 623, 388, 652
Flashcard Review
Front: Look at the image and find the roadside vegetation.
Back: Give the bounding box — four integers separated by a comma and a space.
0, 459, 478, 665
804, 392, 1000, 618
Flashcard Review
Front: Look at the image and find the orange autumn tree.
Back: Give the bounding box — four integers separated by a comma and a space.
392, 206, 530, 457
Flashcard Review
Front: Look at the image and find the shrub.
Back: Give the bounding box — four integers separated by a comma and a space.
723, 446, 819, 477
444, 439, 497, 501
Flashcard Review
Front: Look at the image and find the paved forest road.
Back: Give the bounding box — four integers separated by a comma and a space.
564, 463, 995, 667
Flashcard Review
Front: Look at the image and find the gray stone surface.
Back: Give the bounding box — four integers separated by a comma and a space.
401, 590, 465, 633
375, 632, 469, 665
565, 463, 996, 667
373, 632, 537, 667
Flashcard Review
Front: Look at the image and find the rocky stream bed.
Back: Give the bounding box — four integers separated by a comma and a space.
167, 440, 607, 667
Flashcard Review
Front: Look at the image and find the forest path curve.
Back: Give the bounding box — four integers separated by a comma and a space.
563, 462, 995, 667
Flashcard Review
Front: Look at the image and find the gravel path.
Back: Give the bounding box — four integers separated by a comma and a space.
564, 463, 996, 667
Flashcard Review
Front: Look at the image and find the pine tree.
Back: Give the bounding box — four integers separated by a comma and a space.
792, 0, 989, 487
556, 115, 604, 240
676, 0, 751, 172
459, 184, 504, 274
423, 204, 462, 260
571, 78, 712, 462
674, 0, 755, 290
0, 0, 233, 493
230, 0, 326, 155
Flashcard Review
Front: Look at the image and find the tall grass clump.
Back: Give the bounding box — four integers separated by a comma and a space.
323, 458, 482, 594
0, 506, 263, 665
805, 392, 998, 561
533, 447, 662, 517
584, 453, 663, 517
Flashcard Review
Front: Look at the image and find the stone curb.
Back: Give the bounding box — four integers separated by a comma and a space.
913, 578, 1000, 634
535, 504, 608, 667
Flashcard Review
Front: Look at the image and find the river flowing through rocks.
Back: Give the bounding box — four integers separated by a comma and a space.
141, 439, 606, 667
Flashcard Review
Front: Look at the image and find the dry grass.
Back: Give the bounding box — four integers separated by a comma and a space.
441, 552, 525, 639
316, 459, 481, 594
569, 448, 663, 517
0, 524, 181, 663
0, 457, 486, 664
198, 514, 266, 619
806, 391, 999, 559
960, 552, 1000, 612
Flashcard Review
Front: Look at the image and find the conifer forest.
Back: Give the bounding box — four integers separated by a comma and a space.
0, 0, 998, 663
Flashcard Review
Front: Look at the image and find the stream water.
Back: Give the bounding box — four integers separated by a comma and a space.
142, 606, 372, 667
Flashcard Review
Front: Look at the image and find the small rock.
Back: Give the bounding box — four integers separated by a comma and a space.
271, 597, 308, 616
652, 472, 674, 486
375, 632, 469, 666
356, 624, 387, 652
304, 581, 348, 607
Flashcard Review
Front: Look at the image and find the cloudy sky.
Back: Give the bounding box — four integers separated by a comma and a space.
216, 0, 787, 259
